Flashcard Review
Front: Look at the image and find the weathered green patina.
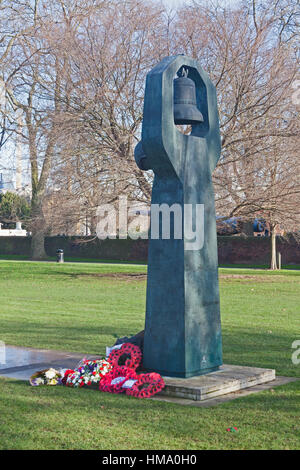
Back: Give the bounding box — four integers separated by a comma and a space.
135, 55, 222, 378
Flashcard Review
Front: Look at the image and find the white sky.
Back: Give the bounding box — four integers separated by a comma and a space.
156, 0, 238, 8
160, 0, 239, 7
162, 0, 193, 6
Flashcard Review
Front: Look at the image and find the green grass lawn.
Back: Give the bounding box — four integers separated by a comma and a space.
0, 260, 299, 450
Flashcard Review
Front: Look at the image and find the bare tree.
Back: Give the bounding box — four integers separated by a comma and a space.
44, 0, 166, 235
174, 0, 300, 268
1, 0, 103, 257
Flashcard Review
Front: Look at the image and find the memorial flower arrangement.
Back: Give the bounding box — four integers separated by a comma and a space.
30, 368, 62, 386
29, 343, 165, 399
100, 343, 165, 398
63, 359, 112, 388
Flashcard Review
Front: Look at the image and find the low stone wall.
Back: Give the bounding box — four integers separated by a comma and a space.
0, 236, 31, 255
217, 236, 300, 265
44, 236, 149, 262
0, 235, 299, 265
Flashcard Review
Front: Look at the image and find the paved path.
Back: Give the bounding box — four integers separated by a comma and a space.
0, 344, 101, 380
0, 259, 147, 267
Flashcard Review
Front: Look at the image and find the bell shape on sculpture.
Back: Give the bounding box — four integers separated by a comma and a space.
173, 75, 204, 125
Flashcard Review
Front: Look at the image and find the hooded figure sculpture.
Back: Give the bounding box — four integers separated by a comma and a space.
135, 55, 222, 378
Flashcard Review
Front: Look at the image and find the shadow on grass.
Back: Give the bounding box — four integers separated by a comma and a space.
1, 317, 299, 377
222, 328, 300, 377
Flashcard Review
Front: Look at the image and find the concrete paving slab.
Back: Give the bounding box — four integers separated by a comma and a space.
159, 364, 276, 401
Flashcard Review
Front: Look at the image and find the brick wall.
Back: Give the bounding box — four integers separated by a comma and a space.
217, 236, 300, 265
0, 235, 299, 265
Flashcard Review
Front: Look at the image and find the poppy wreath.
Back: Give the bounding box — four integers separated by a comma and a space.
99, 366, 138, 394
126, 372, 165, 399
108, 343, 142, 370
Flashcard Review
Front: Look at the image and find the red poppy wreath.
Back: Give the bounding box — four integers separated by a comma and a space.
108, 343, 142, 370
126, 372, 165, 399
99, 366, 137, 394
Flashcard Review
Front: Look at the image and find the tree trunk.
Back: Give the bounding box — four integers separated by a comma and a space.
90, 214, 98, 235
31, 229, 47, 260
30, 193, 47, 260
270, 225, 277, 270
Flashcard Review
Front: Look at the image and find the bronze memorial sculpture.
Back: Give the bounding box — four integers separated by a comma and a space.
135, 55, 222, 378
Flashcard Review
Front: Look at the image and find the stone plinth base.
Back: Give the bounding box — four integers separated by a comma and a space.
159, 364, 276, 401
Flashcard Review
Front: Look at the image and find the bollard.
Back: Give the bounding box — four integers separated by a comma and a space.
278, 252, 282, 270
56, 249, 64, 263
